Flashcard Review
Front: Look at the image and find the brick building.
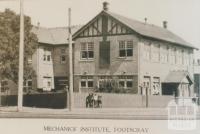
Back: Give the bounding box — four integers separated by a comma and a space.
72, 2, 197, 97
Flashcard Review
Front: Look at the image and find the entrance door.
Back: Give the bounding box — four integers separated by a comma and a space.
43, 77, 52, 91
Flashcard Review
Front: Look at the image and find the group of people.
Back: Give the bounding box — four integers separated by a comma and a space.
86, 93, 102, 108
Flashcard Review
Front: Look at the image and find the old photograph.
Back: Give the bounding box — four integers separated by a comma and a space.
0, 0, 200, 133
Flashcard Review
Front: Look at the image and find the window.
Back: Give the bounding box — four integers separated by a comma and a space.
98, 76, 113, 88
177, 49, 183, 65
23, 79, 32, 92
81, 42, 94, 59
152, 44, 160, 62
144, 43, 151, 60
160, 46, 168, 63
169, 47, 176, 64
28, 56, 32, 64
43, 55, 46, 61
0, 80, 9, 92
152, 77, 160, 95
43, 48, 51, 62
48, 81, 51, 87
61, 48, 66, 54
184, 50, 190, 65
118, 76, 133, 89
60, 55, 66, 64
47, 55, 51, 61
119, 40, 133, 57
80, 76, 94, 88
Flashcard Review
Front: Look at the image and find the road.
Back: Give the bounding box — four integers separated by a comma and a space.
0, 106, 200, 120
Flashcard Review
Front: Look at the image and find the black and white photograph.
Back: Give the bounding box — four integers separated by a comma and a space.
0, 0, 200, 133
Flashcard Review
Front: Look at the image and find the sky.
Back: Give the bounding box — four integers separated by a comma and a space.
0, 0, 200, 57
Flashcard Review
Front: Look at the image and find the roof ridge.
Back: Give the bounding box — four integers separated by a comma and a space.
105, 10, 167, 30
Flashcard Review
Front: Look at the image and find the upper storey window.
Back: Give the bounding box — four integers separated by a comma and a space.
80, 42, 94, 60
43, 48, 51, 62
119, 40, 133, 58
144, 43, 151, 60
152, 44, 160, 62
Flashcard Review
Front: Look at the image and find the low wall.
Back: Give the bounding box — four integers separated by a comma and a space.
0, 92, 174, 108
74, 93, 173, 108
0, 92, 67, 109
148, 95, 174, 107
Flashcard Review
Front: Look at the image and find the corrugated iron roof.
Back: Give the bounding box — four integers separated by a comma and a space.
105, 11, 197, 49
32, 26, 82, 45
164, 71, 193, 84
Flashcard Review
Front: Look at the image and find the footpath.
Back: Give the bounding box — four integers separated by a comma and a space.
0, 106, 200, 120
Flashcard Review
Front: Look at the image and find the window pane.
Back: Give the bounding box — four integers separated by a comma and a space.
43, 55, 46, 61
27, 81, 32, 86
88, 51, 94, 58
61, 55, 66, 62
47, 55, 51, 61
88, 81, 93, 87
127, 81, 133, 88
119, 81, 125, 87
81, 81, 86, 87
126, 49, 133, 56
88, 43, 94, 50
81, 51, 87, 59
81, 43, 87, 50
119, 41, 125, 49
119, 50, 126, 57
127, 41, 133, 48
47, 82, 51, 87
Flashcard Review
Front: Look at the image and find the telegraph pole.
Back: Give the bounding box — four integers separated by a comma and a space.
17, 0, 24, 111
68, 8, 74, 111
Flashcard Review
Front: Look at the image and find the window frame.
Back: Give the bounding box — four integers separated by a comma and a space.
80, 42, 94, 60
80, 76, 94, 89
43, 47, 52, 62
118, 76, 133, 89
60, 55, 67, 64
0, 80, 9, 93
119, 40, 133, 58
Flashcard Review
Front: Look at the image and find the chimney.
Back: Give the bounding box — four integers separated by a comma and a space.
144, 17, 147, 24
37, 22, 40, 29
103, 1, 109, 11
163, 21, 167, 29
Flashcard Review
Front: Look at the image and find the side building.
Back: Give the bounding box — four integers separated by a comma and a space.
72, 2, 197, 97
31, 25, 81, 91
194, 59, 200, 104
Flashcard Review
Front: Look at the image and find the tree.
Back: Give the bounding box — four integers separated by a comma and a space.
0, 9, 37, 84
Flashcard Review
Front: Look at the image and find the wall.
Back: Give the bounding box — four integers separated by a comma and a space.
73, 93, 173, 108
36, 45, 55, 90
52, 45, 69, 77
73, 34, 139, 93
138, 38, 194, 95
74, 35, 139, 76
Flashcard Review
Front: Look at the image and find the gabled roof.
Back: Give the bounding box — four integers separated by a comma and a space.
163, 71, 193, 84
73, 10, 197, 49
32, 25, 82, 45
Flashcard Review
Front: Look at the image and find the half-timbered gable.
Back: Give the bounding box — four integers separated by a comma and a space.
73, 12, 133, 39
